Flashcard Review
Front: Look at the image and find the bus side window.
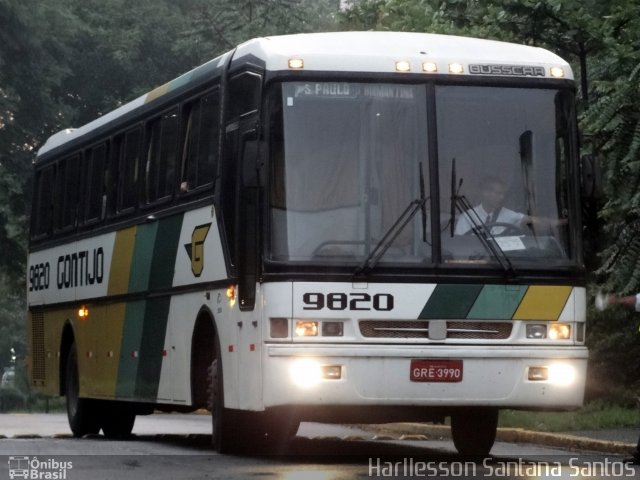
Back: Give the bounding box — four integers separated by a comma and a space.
117, 127, 142, 213
181, 89, 220, 194
83, 143, 107, 225
54, 154, 80, 233
144, 108, 178, 205
31, 165, 55, 240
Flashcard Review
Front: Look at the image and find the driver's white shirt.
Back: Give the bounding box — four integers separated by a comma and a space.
454, 205, 525, 235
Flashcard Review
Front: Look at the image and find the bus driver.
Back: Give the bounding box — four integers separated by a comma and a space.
454, 176, 565, 236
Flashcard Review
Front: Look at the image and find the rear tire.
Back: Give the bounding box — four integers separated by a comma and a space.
101, 402, 136, 438
65, 341, 100, 437
450, 407, 498, 457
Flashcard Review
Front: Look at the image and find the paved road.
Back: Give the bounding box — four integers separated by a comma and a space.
1, 414, 639, 479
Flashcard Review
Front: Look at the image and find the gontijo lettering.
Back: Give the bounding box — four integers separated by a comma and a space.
56, 248, 104, 289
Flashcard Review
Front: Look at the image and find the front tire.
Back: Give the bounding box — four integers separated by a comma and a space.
207, 342, 239, 453
65, 341, 100, 437
450, 407, 498, 457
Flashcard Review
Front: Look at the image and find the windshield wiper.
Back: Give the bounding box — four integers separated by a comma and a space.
355, 163, 428, 276
449, 159, 515, 276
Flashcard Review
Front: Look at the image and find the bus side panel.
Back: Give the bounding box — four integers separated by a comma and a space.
28, 309, 68, 397
27, 205, 237, 406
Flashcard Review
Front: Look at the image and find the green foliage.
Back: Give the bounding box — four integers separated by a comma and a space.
0, 0, 340, 394
581, 3, 640, 293
500, 400, 640, 432
586, 298, 640, 402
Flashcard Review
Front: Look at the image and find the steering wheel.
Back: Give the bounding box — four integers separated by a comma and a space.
464, 221, 526, 237
312, 240, 364, 256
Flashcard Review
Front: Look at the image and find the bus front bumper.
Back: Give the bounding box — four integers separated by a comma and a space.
262, 344, 588, 410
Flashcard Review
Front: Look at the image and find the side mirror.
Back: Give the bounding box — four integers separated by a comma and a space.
580, 154, 602, 200
241, 134, 264, 188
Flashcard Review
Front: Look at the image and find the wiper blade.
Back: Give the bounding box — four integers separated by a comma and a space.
354, 197, 427, 276
419, 162, 428, 243
452, 189, 516, 277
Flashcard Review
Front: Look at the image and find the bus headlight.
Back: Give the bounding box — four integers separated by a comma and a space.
525, 324, 547, 339
295, 321, 318, 337
548, 323, 571, 340
525, 323, 571, 340
270, 318, 289, 338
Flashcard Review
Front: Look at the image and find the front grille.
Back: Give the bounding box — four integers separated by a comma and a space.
360, 320, 429, 338
359, 320, 512, 340
31, 311, 46, 383
446, 321, 512, 339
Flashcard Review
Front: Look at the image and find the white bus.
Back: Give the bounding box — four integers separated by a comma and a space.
27, 31, 589, 455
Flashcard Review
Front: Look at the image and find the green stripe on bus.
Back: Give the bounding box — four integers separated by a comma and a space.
135, 297, 171, 400
116, 300, 146, 398
419, 284, 483, 319
128, 222, 159, 293
148, 215, 183, 291
466, 285, 528, 319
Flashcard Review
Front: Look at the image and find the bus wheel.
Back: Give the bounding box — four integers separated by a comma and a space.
65, 341, 100, 437
450, 407, 498, 457
207, 356, 238, 453
101, 402, 136, 438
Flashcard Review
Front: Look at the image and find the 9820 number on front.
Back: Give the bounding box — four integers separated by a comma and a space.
302, 292, 394, 311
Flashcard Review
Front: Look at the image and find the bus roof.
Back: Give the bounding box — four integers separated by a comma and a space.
38, 31, 573, 157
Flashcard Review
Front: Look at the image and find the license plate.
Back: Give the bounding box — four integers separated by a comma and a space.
410, 359, 463, 382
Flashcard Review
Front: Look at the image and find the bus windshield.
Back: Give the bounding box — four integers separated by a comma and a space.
269, 81, 578, 269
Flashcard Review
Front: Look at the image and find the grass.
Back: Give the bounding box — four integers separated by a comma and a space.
499, 401, 640, 432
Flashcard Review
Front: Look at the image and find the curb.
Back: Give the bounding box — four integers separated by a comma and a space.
359, 423, 636, 455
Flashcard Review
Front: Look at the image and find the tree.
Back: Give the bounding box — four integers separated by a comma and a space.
176, 0, 340, 63
582, 2, 640, 294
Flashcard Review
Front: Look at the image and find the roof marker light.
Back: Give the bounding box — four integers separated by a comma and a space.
449, 63, 464, 74
550, 66, 565, 78
422, 62, 438, 73
288, 58, 304, 69
395, 61, 411, 72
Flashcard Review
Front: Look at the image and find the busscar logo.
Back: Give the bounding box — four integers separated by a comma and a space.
468, 64, 546, 77
184, 223, 212, 277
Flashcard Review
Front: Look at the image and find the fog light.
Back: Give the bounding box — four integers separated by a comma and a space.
322, 321, 343, 337
290, 359, 321, 388
526, 324, 547, 339
320, 365, 342, 380
549, 323, 571, 340
528, 366, 548, 381
270, 318, 288, 338
548, 363, 575, 385
295, 321, 318, 337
